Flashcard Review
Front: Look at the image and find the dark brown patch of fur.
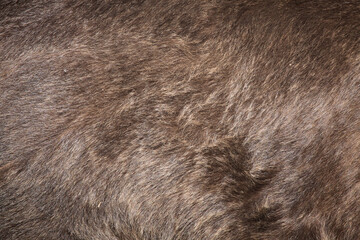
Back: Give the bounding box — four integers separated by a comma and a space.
1, 1, 359, 239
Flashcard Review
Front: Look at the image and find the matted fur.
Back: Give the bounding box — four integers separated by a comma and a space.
0, 0, 359, 239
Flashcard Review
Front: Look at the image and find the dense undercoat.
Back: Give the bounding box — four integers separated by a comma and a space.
1, 1, 360, 239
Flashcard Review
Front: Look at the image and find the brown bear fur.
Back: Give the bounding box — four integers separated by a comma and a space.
1, 0, 359, 239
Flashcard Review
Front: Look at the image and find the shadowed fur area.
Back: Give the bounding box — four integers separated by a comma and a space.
1, 0, 359, 239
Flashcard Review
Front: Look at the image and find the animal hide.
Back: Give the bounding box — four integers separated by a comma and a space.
1, 0, 359, 239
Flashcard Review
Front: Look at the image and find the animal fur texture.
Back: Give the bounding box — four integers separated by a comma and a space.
0, 0, 359, 239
